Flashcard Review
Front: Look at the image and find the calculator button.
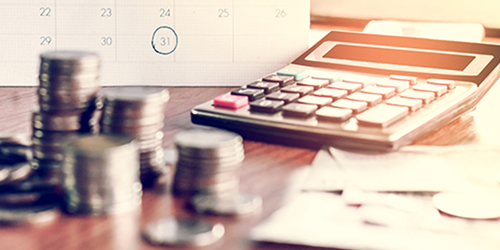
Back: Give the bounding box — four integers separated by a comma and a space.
213, 94, 249, 109
298, 95, 332, 107
282, 103, 317, 118
328, 81, 362, 94
390, 75, 418, 85
413, 83, 447, 97
262, 74, 295, 87
281, 85, 314, 97
309, 70, 341, 82
400, 90, 435, 104
277, 67, 309, 81
316, 106, 352, 122
313, 88, 348, 101
427, 79, 456, 89
331, 99, 367, 114
231, 88, 265, 101
361, 86, 396, 99
297, 78, 329, 90
376, 79, 410, 92
266, 91, 300, 104
347, 92, 383, 106
341, 75, 374, 87
247, 81, 280, 94
356, 104, 409, 128
386, 97, 423, 112
250, 99, 284, 113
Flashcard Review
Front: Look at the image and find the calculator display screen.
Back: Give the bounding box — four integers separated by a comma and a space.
323, 44, 475, 71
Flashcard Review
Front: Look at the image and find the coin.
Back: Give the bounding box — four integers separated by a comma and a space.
175, 129, 243, 159
62, 134, 142, 215
102, 87, 169, 105
142, 217, 225, 247
0, 133, 32, 147
39, 51, 100, 75
0, 203, 60, 225
191, 192, 262, 216
100, 87, 169, 187
433, 191, 500, 219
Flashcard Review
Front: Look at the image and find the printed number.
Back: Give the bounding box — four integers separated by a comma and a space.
218, 9, 229, 18
101, 8, 112, 17
40, 7, 51, 17
40, 36, 52, 45
101, 37, 113, 46
275, 9, 287, 18
160, 37, 170, 46
159, 8, 170, 17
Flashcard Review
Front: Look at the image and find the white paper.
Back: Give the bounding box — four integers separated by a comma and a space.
0, 0, 310, 86
250, 192, 500, 250
303, 145, 500, 193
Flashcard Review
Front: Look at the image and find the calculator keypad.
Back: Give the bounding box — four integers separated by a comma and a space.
213, 69, 461, 129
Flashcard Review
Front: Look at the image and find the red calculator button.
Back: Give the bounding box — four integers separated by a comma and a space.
213, 94, 249, 109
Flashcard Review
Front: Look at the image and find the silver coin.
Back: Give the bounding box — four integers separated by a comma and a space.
0, 189, 59, 207
191, 192, 262, 216
142, 217, 224, 247
32, 111, 82, 132
40, 51, 100, 75
433, 191, 500, 219
176, 152, 244, 169
39, 73, 100, 90
101, 114, 164, 127
103, 102, 164, 118
102, 87, 169, 105
62, 134, 142, 215
0, 203, 60, 225
174, 129, 243, 158
2, 163, 33, 185
0, 133, 32, 147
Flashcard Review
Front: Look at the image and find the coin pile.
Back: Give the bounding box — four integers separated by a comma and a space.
173, 129, 244, 196
0, 134, 61, 225
100, 87, 169, 187
62, 134, 142, 215
32, 51, 102, 178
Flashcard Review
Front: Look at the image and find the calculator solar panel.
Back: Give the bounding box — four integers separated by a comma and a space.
191, 30, 500, 151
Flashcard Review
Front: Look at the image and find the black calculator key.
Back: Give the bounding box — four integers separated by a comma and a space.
282, 103, 317, 118
266, 92, 300, 104
262, 75, 295, 87
250, 99, 284, 113
281, 85, 314, 97
231, 88, 265, 101
297, 78, 329, 90
247, 81, 280, 94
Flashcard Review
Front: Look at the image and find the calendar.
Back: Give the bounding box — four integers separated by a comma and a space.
0, 0, 310, 86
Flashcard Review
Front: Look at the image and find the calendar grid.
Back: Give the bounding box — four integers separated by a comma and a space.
0, 0, 309, 86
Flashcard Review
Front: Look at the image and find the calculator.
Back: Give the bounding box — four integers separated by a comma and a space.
191, 30, 500, 151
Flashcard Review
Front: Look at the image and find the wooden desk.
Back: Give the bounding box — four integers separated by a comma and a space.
1, 25, 500, 250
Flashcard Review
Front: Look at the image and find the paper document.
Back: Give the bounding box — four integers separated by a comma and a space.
303, 145, 500, 192
250, 192, 500, 250
0, 0, 310, 86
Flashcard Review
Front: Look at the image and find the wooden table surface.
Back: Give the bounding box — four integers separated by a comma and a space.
1, 24, 500, 250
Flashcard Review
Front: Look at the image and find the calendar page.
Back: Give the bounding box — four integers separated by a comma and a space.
0, 0, 310, 86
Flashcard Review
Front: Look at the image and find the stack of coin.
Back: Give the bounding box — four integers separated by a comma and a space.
0, 134, 61, 225
32, 51, 102, 178
62, 134, 142, 215
173, 129, 244, 196
100, 87, 169, 187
